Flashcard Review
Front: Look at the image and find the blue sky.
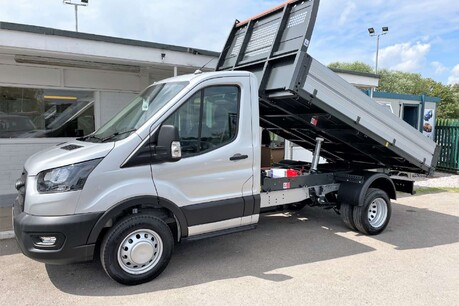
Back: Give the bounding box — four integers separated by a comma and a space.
1, 0, 458, 84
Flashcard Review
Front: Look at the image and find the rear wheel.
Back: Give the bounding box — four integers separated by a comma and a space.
340, 203, 356, 230
100, 214, 174, 285
353, 188, 391, 235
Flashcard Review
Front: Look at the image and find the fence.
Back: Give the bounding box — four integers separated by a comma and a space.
435, 119, 459, 173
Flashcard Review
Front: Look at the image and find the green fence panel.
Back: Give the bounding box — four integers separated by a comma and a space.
435, 119, 459, 173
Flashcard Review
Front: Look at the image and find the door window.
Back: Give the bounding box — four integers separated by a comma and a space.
163, 85, 239, 157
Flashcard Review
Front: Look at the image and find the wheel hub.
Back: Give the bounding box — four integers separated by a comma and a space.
117, 229, 163, 274
367, 198, 388, 228
130, 242, 154, 264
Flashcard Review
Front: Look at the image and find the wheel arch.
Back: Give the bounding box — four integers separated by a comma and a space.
366, 176, 396, 201
87, 196, 188, 244
338, 172, 396, 207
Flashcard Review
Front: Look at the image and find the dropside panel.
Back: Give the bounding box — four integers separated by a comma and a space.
257, 58, 439, 173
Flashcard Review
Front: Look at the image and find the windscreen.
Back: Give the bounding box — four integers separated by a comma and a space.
90, 81, 188, 142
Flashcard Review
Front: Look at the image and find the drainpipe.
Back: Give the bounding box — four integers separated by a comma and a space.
420, 94, 426, 133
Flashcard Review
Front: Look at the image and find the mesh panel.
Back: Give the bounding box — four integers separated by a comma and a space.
230, 34, 245, 57
243, 22, 280, 59
287, 11, 307, 28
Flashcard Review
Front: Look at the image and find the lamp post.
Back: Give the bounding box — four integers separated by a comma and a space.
368, 26, 389, 74
63, 0, 89, 32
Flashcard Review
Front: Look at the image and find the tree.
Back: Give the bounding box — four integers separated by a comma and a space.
327, 61, 459, 119
436, 84, 459, 119
328, 61, 374, 73
377, 70, 431, 95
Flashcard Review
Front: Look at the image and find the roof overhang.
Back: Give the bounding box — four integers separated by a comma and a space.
0, 22, 220, 72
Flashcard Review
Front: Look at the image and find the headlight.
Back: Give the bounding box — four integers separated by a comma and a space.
37, 158, 102, 193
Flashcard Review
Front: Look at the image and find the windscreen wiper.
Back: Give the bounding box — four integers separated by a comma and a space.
101, 129, 137, 142
78, 134, 103, 142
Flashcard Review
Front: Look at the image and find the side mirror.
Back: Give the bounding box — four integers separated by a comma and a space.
156, 125, 181, 162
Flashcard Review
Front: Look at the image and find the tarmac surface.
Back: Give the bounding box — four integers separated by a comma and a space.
0, 191, 458, 305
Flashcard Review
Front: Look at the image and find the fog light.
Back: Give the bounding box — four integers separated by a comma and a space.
37, 236, 57, 247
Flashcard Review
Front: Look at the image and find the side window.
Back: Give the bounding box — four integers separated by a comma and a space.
163, 85, 239, 157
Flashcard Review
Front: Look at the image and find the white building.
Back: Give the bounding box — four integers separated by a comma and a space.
0, 22, 218, 206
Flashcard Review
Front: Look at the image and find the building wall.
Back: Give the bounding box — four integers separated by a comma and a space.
0, 91, 139, 197
373, 97, 438, 132
373, 97, 408, 117
335, 72, 379, 89
99, 91, 138, 126
0, 56, 149, 204
0, 141, 60, 195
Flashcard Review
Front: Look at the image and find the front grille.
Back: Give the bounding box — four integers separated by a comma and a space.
16, 170, 27, 212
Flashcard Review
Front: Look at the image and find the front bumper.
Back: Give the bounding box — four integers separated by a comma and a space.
13, 200, 102, 265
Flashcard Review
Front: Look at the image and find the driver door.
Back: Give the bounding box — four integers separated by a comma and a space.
151, 76, 255, 236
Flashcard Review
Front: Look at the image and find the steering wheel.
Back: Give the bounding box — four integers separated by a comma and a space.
199, 140, 217, 151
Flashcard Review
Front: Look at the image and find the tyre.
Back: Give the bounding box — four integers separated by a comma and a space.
340, 203, 356, 231
353, 188, 391, 235
100, 214, 174, 285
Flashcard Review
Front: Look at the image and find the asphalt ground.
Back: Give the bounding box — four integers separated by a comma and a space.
0, 191, 458, 306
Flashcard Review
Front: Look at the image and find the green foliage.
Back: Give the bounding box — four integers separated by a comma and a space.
328, 61, 374, 73
434, 83, 459, 119
327, 61, 459, 119
378, 70, 431, 95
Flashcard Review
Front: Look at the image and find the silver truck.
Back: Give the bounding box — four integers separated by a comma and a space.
13, 0, 440, 285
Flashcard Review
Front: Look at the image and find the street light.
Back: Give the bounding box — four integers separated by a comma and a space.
368, 26, 389, 74
63, 0, 89, 32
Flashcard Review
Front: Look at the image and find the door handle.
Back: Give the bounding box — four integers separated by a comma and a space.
229, 153, 248, 161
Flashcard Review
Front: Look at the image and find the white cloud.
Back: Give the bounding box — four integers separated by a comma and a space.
431, 61, 448, 75
338, 2, 357, 26
378, 42, 431, 72
447, 64, 459, 85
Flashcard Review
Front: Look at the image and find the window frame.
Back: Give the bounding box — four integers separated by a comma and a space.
163, 84, 241, 159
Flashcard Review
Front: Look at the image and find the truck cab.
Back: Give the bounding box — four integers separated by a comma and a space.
13, 71, 263, 285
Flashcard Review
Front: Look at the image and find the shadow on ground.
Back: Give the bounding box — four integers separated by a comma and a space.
0, 238, 20, 256
44, 197, 458, 296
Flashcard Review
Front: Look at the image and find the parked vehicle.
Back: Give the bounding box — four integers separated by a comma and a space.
0, 114, 36, 138
0, 99, 94, 138
13, 0, 440, 285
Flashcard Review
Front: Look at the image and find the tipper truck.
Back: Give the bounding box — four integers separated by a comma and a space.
13, 0, 440, 285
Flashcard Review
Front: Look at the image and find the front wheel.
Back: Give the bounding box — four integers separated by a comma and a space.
100, 214, 174, 285
352, 188, 391, 235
